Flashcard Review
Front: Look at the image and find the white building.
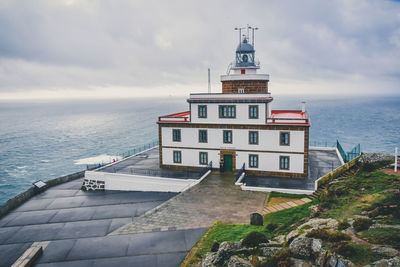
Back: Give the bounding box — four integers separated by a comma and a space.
158, 29, 310, 178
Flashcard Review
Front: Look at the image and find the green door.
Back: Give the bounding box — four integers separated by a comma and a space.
223, 155, 233, 172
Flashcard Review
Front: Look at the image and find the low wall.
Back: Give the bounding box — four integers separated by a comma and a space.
0, 171, 85, 219
316, 153, 362, 189
84, 171, 204, 192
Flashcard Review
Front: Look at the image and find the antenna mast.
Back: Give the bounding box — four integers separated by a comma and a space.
208, 68, 211, 93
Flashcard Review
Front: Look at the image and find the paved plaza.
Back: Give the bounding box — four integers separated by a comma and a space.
111, 173, 267, 235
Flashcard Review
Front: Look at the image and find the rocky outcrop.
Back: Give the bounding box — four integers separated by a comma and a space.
364, 256, 400, 267
213, 241, 242, 265
226, 256, 252, 267
289, 237, 322, 260
370, 246, 399, 257
360, 153, 394, 163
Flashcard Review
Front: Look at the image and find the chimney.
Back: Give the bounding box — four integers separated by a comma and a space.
301, 101, 306, 113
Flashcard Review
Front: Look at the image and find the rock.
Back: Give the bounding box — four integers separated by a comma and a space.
202, 252, 216, 267
259, 241, 282, 247
371, 246, 399, 257
367, 207, 380, 218
250, 212, 263, 226
227, 256, 252, 267
274, 235, 286, 244
290, 257, 315, 267
338, 257, 356, 267
289, 237, 322, 260
286, 229, 300, 243
213, 241, 241, 265
309, 205, 320, 218
315, 249, 327, 267
360, 153, 394, 163
259, 246, 284, 258
364, 256, 400, 267
299, 218, 338, 231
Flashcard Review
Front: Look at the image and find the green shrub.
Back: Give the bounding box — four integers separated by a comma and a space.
265, 223, 278, 231
242, 231, 268, 247
335, 242, 375, 264
257, 250, 292, 267
210, 240, 219, 252
338, 220, 351, 230
306, 228, 351, 242
353, 217, 373, 232
360, 228, 400, 249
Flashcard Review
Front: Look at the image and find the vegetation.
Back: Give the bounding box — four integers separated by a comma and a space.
353, 217, 373, 232
337, 219, 350, 230
256, 250, 292, 267
242, 231, 268, 247
359, 228, 400, 249
306, 228, 351, 242
335, 242, 379, 265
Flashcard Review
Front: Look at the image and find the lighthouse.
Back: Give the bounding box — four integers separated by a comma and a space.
158, 27, 310, 179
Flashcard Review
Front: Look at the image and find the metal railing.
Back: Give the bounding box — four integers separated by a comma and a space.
310, 140, 336, 147
236, 163, 246, 182
336, 140, 361, 163
86, 140, 159, 170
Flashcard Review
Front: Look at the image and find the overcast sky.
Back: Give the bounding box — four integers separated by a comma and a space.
0, 0, 399, 99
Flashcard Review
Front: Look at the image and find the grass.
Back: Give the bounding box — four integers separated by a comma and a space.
359, 228, 400, 249
335, 242, 380, 265
320, 170, 399, 221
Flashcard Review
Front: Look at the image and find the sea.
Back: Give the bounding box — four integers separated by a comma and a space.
0, 95, 399, 205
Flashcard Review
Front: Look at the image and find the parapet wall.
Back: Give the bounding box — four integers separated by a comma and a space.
0, 171, 85, 219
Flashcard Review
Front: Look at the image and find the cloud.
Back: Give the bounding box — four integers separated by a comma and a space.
0, 0, 399, 98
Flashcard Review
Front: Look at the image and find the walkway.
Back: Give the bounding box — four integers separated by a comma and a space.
263, 198, 312, 214
111, 173, 267, 235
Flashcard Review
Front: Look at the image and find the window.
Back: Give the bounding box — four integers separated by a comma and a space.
249, 131, 259, 145
249, 154, 258, 168
199, 152, 208, 165
172, 129, 181, 142
238, 88, 245, 94
280, 132, 290, 146
223, 130, 232, 143
199, 130, 208, 143
173, 151, 182, 163
249, 105, 259, 119
198, 105, 207, 118
219, 105, 236, 118
280, 156, 290, 170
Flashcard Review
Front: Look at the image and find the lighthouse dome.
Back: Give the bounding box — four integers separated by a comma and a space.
236, 38, 254, 53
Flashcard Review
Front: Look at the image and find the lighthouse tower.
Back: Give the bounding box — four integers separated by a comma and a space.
221, 27, 269, 94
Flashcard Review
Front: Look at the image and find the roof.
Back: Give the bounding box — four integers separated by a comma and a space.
158, 109, 310, 126
158, 111, 190, 123
267, 110, 310, 126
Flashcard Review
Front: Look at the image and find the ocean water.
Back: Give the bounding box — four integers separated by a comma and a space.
0, 95, 399, 205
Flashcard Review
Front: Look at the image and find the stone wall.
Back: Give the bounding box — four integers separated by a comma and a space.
222, 80, 268, 94
81, 179, 105, 191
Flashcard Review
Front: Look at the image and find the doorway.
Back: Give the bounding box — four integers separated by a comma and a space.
223, 154, 233, 172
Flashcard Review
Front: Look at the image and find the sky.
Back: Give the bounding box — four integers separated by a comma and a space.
0, 0, 399, 99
